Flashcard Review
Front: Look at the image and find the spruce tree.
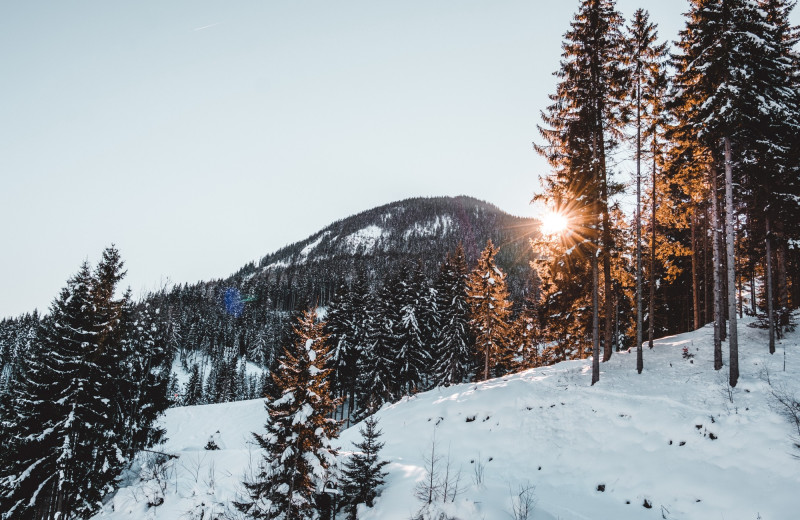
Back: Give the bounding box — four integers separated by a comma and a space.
0, 263, 96, 519
431, 245, 473, 386
0, 249, 170, 520
671, 0, 799, 386
356, 282, 397, 415
466, 240, 513, 381
535, 0, 627, 384
339, 415, 389, 520
624, 9, 668, 374
237, 309, 339, 520
119, 300, 171, 460
394, 264, 432, 395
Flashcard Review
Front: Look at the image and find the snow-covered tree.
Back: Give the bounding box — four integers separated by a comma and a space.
393, 264, 432, 395
431, 245, 473, 386
237, 309, 339, 520
0, 248, 170, 520
339, 415, 389, 520
466, 240, 513, 381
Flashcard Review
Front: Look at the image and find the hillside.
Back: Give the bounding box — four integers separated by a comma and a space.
93, 314, 800, 520
150, 196, 539, 382
234, 195, 538, 304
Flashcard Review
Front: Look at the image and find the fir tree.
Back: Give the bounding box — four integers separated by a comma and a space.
356, 281, 398, 413
431, 245, 473, 386
393, 264, 432, 395
119, 300, 171, 460
535, 0, 628, 384
0, 249, 170, 520
339, 415, 389, 520
185, 363, 204, 405
466, 240, 513, 381
623, 8, 668, 374
237, 309, 339, 520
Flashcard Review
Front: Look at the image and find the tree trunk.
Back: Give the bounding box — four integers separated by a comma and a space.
636, 80, 643, 373
723, 136, 738, 387
648, 132, 657, 349
592, 251, 600, 385
775, 219, 789, 336
711, 162, 723, 371
600, 146, 613, 362
750, 264, 756, 316
691, 207, 701, 330
704, 206, 712, 325
766, 215, 776, 354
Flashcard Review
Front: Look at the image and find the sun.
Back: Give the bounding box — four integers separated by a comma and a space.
539, 211, 569, 236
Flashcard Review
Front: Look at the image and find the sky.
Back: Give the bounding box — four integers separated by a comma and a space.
1, 1, 797, 318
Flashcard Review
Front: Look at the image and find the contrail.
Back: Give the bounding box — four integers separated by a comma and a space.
194, 23, 220, 31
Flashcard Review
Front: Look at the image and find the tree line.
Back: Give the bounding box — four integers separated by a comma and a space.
533, 0, 799, 386
0, 247, 171, 520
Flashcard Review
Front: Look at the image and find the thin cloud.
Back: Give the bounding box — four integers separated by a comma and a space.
194, 23, 220, 32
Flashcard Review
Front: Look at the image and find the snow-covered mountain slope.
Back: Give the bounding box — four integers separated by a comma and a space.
93, 316, 800, 520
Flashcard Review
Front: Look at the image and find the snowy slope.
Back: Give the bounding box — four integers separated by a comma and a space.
93, 315, 800, 520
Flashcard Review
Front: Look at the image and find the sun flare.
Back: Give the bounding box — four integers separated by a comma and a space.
540, 211, 569, 236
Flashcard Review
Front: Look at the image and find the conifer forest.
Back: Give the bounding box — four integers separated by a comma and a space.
1, 1, 800, 519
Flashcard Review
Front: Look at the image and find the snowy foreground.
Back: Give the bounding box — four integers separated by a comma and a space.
94, 316, 800, 520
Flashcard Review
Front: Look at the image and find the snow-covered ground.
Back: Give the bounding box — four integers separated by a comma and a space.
94, 315, 800, 520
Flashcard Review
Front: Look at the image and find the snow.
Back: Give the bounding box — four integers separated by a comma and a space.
92, 314, 800, 520
170, 353, 266, 391
299, 232, 330, 260
341, 225, 385, 254
402, 215, 453, 240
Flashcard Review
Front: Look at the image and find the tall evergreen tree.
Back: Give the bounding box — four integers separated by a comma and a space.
0, 249, 170, 520
671, 0, 800, 386
237, 310, 339, 520
357, 282, 397, 413
393, 264, 432, 395
431, 245, 473, 386
466, 240, 513, 381
624, 9, 669, 374
535, 0, 627, 384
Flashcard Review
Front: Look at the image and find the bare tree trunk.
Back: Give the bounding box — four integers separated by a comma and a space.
648, 134, 657, 349
601, 154, 613, 362
484, 344, 489, 382
592, 251, 600, 385
775, 219, 789, 336
723, 136, 738, 387
704, 206, 712, 325
711, 163, 723, 371
636, 79, 643, 373
750, 264, 756, 316
691, 207, 701, 330
766, 215, 775, 354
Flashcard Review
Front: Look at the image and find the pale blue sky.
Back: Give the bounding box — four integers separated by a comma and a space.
1, 1, 795, 317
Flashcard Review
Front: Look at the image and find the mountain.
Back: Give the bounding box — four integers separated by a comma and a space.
153, 196, 540, 374
233, 195, 538, 306
90, 313, 800, 520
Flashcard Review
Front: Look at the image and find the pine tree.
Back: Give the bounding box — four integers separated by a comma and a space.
624, 9, 668, 374
510, 296, 541, 371
0, 263, 96, 519
185, 363, 204, 405
0, 248, 170, 520
339, 415, 389, 520
671, 0, 799, 386
119, 300, 171, 460
431, 245, 473, 386
356, 283, 397, 414
394, 264, 432, 395
466, 240, 513, 381
237, 309, 339, 520
535, 0, 627, 384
